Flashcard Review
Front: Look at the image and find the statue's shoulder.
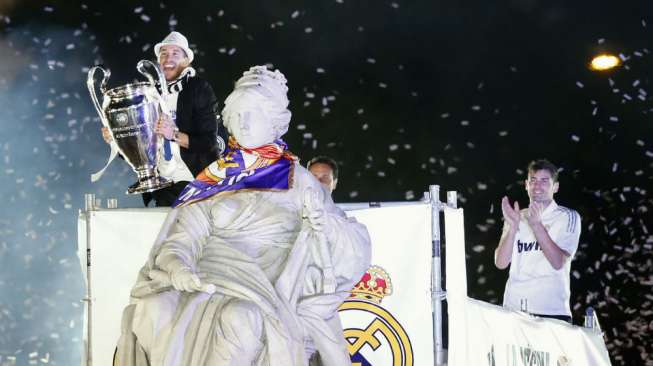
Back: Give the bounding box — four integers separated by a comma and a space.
292, 162, 311, 182
292, 162, 320, 189
292, 162, 333, 201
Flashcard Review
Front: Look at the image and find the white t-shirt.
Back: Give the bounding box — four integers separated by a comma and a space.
156, 92, 194, 183
502, 201, 581, 316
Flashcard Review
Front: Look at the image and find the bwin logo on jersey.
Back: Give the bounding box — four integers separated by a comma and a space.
338, 265, 414, 366
517, 240, 541, 253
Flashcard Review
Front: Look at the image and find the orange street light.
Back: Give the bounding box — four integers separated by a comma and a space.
590, 54, 621, 71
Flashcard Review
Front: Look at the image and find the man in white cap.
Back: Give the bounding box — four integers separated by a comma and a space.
101, 31, 227, 206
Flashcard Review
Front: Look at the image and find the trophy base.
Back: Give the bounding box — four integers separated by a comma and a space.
126, 176, 173, 194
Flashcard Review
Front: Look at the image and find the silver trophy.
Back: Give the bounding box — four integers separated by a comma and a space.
87, 60, 173, 194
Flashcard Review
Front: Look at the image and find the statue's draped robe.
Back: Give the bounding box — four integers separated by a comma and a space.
115, 165, 371, 366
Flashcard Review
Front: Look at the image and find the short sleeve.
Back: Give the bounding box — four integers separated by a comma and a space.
553, 210, 581, 257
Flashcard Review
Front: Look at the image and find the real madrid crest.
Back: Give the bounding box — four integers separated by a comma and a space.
338, 265, 414, 366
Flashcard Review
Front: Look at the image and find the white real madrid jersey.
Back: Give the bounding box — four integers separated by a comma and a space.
503, 201, 581, 316
156, 91, 194, 183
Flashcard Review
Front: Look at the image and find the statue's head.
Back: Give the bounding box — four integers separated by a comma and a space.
222, 66, 291, 148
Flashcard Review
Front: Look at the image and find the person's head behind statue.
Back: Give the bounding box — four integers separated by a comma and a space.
154, 31, 194, 81
222, 66, 291, 149
307, 156, 339, 193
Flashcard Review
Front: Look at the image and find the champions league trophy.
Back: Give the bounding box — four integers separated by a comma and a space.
87, 60, 173, 194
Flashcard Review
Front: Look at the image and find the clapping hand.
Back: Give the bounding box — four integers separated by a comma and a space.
501, 196, 521, 229
526, 201, 544, 226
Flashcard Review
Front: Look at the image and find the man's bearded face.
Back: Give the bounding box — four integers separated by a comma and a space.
158, 45, 189, 81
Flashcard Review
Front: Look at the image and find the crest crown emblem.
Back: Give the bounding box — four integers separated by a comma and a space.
349, 265, 393, 304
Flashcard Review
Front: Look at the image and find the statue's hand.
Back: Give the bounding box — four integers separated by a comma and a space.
170, 267, 203, 292
303, 187, 326, 232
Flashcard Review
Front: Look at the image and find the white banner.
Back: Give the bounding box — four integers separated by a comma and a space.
341, 204, 434, 366
449, 298, 611, 366
77, 203, 434, 366
77, 208, 169, 366
444, 207, 611, 366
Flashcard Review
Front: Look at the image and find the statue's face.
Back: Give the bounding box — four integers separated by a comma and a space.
223, 92, 277, 148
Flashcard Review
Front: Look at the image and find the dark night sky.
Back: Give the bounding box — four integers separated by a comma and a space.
1, 0, 652, 364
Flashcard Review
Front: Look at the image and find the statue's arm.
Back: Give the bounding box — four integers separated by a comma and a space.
154, 200, 212, 275
315, 186, 372, 291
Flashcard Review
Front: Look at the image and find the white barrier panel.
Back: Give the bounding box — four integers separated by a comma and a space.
443, 207, 612, 366
449, 298, 611, 366
77, 208, 169, 366
77, 203, 433, 366
343, 204, 434, 365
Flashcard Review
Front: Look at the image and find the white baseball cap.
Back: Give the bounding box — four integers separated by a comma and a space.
154, 31, 194, 63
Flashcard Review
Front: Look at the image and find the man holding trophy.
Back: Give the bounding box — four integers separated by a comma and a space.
100, 31, 226, 207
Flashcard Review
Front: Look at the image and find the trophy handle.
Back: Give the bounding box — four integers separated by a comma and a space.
137, 60, 170, 98
137, 59, 171, 120
86, 66, 111, 128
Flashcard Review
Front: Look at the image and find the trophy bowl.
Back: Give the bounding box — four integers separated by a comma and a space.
87, 60, 173, 194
